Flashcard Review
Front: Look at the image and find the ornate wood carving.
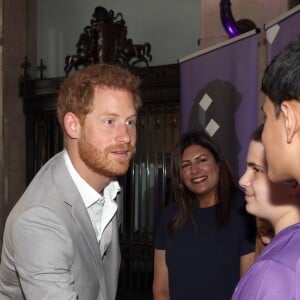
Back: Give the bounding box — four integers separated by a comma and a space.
64, 6, 152, 74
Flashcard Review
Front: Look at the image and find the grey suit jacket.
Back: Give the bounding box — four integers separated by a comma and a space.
0, 151, 121, 300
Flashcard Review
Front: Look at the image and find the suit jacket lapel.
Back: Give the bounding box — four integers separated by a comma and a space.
52, 152, 106, 282
66, 192, 108, 300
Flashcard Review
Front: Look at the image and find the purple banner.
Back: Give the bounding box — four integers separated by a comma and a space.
179, 31, 259, 177
266, 6, 300, 62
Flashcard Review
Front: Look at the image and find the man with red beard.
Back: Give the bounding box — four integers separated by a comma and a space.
0, 64, 141, 300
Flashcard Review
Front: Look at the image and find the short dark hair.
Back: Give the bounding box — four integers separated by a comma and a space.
261, 37, 300, 116
251, 123, 263, 143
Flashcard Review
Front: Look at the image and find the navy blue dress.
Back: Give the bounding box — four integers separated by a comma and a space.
155, 189, 256, 300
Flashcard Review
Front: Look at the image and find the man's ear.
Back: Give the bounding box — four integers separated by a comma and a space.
64, 112, 81, 139
281, 101, 298, 143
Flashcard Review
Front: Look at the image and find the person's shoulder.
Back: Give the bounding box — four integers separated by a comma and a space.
26, 152, 64, 190
7, 152, 66, 219
158, 202, 178, 221
233, 258, 293, 299
270, 223, 300, 267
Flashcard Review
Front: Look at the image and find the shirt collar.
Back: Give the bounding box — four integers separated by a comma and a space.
103, 180, 121, 203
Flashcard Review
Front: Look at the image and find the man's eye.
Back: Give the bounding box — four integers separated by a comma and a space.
127, 119, 136, 126
253, 167, 260, 173
105, 119, 114, 125
253, 166, 265, 174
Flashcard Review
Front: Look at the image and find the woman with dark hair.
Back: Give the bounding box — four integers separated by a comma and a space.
153, 130, 256, 300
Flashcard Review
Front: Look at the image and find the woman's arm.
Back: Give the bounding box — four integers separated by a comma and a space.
240, 252, 255, 277
153, 249, 170, 300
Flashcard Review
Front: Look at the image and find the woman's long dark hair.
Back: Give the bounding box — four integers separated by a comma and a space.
169, 130, 237, 234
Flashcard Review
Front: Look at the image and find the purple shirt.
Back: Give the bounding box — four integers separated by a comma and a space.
232, 222, 300, 299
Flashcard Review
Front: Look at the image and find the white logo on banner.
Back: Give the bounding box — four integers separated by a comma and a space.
266, 24, 280, 45
198, 93, 220, 137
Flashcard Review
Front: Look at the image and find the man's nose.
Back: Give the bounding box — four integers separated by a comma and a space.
116, 123, 132, 143
239, 171, 249, 189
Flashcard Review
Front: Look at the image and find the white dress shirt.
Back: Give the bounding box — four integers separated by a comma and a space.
63, 150, 120, 257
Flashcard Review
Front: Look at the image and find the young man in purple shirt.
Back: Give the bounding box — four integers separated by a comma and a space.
232, 124, 300, 299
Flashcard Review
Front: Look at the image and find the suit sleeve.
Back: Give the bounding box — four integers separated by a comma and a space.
12, 205, 78, 299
